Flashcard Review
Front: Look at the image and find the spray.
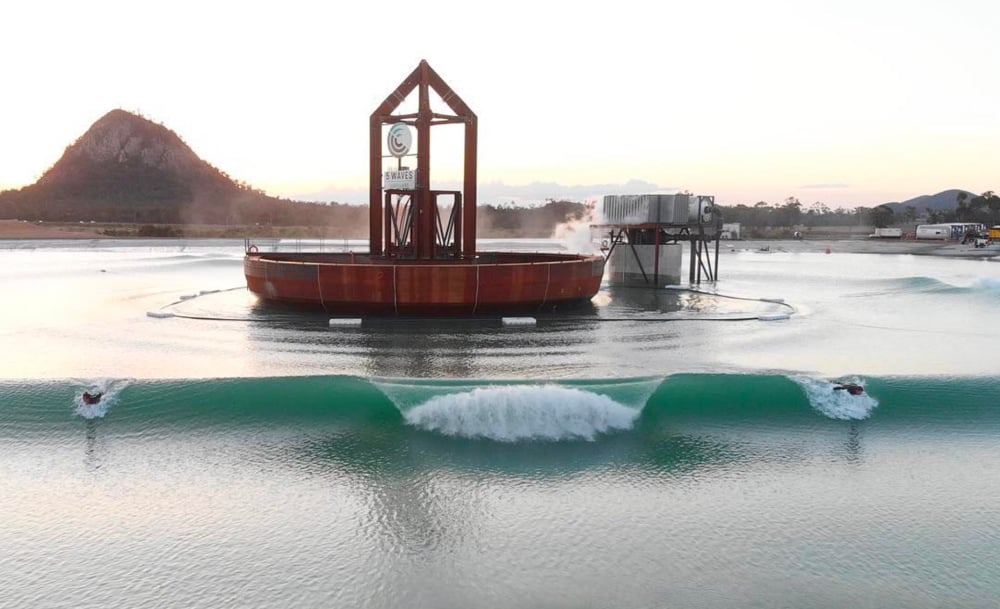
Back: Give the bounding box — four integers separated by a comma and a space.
550, 199, 601, 254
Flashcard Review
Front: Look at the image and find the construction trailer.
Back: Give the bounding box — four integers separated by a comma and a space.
915, 223, 986, 240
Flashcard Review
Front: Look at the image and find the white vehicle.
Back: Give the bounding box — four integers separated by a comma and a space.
868, 227, 902, 239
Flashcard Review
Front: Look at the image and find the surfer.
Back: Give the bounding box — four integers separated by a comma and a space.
82, 391, 103, 405
833, 383, 864, 396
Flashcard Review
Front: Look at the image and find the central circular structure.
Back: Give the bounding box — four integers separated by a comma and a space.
245, 61, 604, 315
244, 251, 604, 315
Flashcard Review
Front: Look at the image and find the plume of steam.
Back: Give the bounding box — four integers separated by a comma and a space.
550, 197, 602, 254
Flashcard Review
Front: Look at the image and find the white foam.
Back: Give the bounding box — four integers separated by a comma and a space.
501, 317, 536, 327
329, 318, 363, 327
402, 385, 641, 442
757, 313, 790, 321
73, 379, 130, 420
791, 376, 878, 420
972, 277, 1000, 292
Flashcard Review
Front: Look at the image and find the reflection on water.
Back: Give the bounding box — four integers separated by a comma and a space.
0, 372, 993, 609
83, 419, 106, 471
5, 243, 1000, 378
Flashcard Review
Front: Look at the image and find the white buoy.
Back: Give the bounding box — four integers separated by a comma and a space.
502, 317, 537, 327
329, 318, 363, 327
146, 310, 175, 318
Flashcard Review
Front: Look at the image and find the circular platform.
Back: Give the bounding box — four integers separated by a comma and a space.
244, 251, 605, 315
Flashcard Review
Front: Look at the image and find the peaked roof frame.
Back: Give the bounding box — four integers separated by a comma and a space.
368, 60, 478, 258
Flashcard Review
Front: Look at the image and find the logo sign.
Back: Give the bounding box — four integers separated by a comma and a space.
386, 123, 412, 158
384, 168, 416, 189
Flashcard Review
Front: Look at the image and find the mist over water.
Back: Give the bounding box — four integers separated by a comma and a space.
1, 239, 999, 608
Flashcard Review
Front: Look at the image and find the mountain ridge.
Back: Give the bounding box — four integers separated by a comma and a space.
882, 189, 977, 214
0, 109, 346, 227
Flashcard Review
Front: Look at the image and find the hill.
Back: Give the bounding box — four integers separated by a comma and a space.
0, 109, 353, 228
883, 189, 976, 215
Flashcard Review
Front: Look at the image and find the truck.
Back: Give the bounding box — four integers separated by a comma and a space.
868, 227, 902, 239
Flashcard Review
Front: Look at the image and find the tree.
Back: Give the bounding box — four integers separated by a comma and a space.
955, 193, 974, 221
752, 201, 770, 228
778, 197, 802, 227
870, 204, 894, 228
970, 190, 999, 225
808, 201, 830, 215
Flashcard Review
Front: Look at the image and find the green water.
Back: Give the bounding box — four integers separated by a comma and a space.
2, 374, 999, 608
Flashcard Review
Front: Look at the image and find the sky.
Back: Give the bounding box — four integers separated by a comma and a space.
1, 0, 998, 209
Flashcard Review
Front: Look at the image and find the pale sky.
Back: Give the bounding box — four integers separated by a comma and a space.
2, 0, 997, 208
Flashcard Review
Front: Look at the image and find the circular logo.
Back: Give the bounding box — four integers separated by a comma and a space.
387, 123, 412, 158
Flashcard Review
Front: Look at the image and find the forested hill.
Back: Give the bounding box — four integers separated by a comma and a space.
883, 189, 977, 214
0, 109, 353, 228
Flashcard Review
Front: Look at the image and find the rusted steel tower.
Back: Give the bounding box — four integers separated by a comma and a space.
368, 60, 478, 260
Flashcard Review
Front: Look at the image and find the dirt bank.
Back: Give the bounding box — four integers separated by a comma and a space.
724, 238, 1000, 259
0, 220, 106, 239
2, 220, 997, 259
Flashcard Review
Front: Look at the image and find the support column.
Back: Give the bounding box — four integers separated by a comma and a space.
369, 117, 383, 256
463, 117, 478, 258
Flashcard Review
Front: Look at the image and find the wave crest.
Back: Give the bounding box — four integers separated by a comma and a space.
402, 385, 641, 442
972, 277, 1000, 292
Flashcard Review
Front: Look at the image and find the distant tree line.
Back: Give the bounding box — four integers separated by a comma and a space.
936, 191, 1000, 225
0, 182, 589, 238
717, 197, 872, 235
868, 191, 1000, 228
478, 200, 587, 237
718, 190, 999, 234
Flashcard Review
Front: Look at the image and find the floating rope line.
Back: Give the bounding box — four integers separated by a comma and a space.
148, 286, 796, 325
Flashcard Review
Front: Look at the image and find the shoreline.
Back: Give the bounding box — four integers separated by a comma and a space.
1, 220, 997, 259
719, 238, 1000, 259
725, 237, 999, 259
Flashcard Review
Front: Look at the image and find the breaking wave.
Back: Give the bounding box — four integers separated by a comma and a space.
401, 384, 642, 442
790, 375, 878, 420
73, 378, 130, 419
972, 277, 1000, 293
2, 374, 997, 442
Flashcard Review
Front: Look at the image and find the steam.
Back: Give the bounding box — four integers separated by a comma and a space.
550, 199, 600, 254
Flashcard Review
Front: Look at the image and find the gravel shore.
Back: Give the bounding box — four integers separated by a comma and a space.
724, 237, 1000, 259
2, 220, 997, 259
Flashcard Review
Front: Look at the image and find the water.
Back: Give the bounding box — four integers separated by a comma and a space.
2, 239, 999, 608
